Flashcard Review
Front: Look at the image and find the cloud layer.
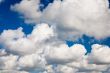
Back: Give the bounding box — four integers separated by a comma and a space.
11, 0, 110, 39
0, 0, 110, 73
0, 23, 110, 73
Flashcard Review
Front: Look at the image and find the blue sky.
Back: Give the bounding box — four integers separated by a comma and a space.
0, 0, 110, 73
0, 0, 110, 53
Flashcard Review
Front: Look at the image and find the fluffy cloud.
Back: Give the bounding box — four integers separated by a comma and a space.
45, 44, 86, 64
88, 44, 110, 64
11, 0, 41, 24
0, 23, 54, 55
18, 53, 46, 71
11, 0, 110, 39
0, 0, 110, 73
0, 55, 18, 70
0, 23, 110, 73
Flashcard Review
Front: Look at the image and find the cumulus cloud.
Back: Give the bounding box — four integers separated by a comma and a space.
88, 44, 110, 64
18, 53, 46, 71
0, 55, 18, 70
11, 0, 41, 24
0, 0, 110, 73
45, 44, 86, 64
0, 23, 110, 73
11, 0, 110, 39
0, 23, 54, 56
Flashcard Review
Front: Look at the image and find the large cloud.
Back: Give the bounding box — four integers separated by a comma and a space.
11, 0, 110, 39
0, 23, 54, 55
0, 23, 110, 73
0, 0, 110, 73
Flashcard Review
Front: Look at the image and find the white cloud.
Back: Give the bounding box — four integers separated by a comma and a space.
0, 70, 29, 73
55, 65, 78, 73
0, 27, 24, 43
0, 23, 55, 56
0, 23, 110, 73
0, 0, 110, 72
28, 23, 55, 42
11, 0, 41, 24
88, 44, 110, 64
45, 44, 86, 64
18, 53, 46, 71
11, 0, 110, 39
0, 55, 18, 70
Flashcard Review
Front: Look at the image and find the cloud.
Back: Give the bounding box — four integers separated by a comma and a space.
0, 55, 18, 70
18, 53, 46, 71
0, 23, 54, 56
11, 0, 110, 39
11, 0, 41, 24
55, 65, 78, 73
0, 0, 110, 73
88, 44, 110, 64
45, 44, 86, 64
0, 23, 110, 73
0, 70, 29, 73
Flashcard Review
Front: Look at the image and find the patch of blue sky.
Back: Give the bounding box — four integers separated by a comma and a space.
0, 0, 110, 53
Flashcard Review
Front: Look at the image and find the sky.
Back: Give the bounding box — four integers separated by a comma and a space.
0, 0, 110, 52
0, 0, 110, 73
